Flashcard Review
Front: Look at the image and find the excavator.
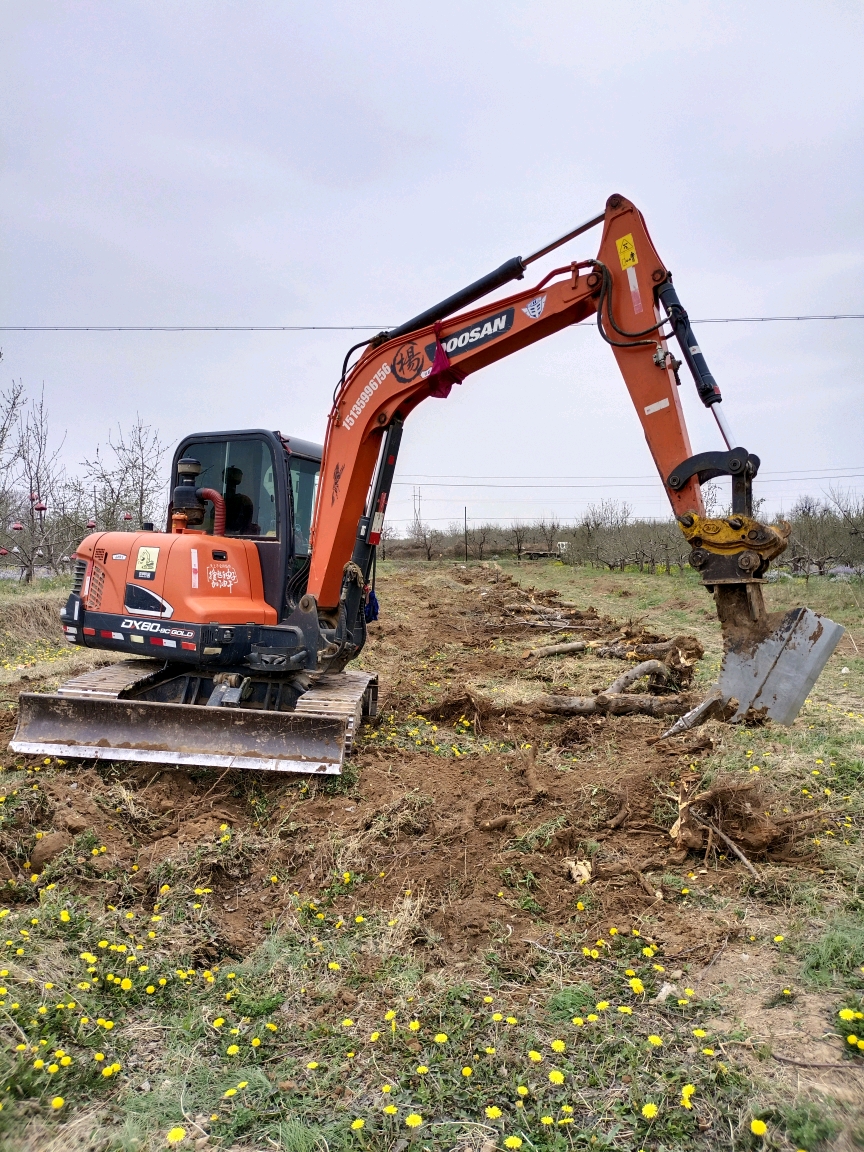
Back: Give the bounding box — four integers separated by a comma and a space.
11, 194, 844, 773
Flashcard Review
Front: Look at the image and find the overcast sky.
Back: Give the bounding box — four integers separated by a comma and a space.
2, 1, 863, 528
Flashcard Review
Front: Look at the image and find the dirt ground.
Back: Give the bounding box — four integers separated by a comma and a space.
1, 560, 863, 1150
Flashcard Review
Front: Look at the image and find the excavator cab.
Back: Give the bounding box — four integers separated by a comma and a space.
168, 430, 322, 620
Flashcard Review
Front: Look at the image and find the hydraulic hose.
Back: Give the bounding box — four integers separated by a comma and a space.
197, 488, 226, 535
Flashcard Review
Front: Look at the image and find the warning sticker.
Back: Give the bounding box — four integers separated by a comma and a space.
134, 546, 160, 582
616, 233, 638, 269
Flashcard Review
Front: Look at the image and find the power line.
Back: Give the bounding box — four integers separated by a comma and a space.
398, 465, 864, 479
2, 314, 863, 332
0, 325, 386, 333
391, 473, 864, 491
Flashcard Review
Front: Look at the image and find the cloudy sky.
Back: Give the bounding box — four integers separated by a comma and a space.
2, 1, 863, 529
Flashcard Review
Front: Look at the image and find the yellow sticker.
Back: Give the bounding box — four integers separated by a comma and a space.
616, 233, 638, 269
134, 546, 160, 581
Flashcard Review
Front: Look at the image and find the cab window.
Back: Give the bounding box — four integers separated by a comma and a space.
185, 439, 278, 538
289, 457, 319, 556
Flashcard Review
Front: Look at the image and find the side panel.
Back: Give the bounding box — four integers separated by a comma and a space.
80, 531, 277, 628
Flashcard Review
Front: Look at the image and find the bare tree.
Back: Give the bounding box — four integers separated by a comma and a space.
0, 381, 25, 525
378, 521, 395, 561
509, 520, 528, 561
82, 415, 168, 530
469, 523, 489, 560
537, 517, 561, 553
409, 513, 440, 560
3, 388, 72, 581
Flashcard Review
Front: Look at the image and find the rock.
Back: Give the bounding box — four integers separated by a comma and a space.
30, 831, 72, 871
63, 813, 88, 834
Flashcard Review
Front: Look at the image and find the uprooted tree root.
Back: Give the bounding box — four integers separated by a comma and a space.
669, 772, 831, 871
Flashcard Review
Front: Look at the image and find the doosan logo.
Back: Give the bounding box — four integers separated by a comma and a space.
424, 308, 514, 363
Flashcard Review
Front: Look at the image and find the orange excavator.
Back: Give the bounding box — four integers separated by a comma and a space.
11, 195, 843, 773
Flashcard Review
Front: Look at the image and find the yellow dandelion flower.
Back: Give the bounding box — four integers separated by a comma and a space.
408, 1019, 420, 1031
641, 1102, 659, 1119
528, 1050, 543, 1062
416, 1065, 429, 1074
485, 1106, 502, 1119
549, 1069, 565, 1085
226, 1044, 239, 1055
503, 1139, 523, 1150
434, 1032, 448, 1043
750, 1119, 767, 1136
505, 1016, 518, 1025
306, 1061, 318, 1070
328, 961, 340, 971
342, 1018, 354, 1027
647, 1034, 663, 1047
551, 1039, 566, 1053
596, 1001, 609, 1011
485, 1046, 496, 1054
350, 1119, 364, 1130
516, 1085, 529, 1097
693, 1028, 707, 1038
628, 977, 645, 994
383, 1104, 397, 1115
541, 1115, 554, 1125
370, 1031, 381, 1041
166, 1128, 186, 1144
405, 1114, 422, 1128
461, 1066, 472, 1077
50, 1097, 64, 1110
251, 1038, 261, 1048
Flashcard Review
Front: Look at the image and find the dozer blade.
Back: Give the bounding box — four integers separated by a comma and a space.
715, 585, 844, 724
11, 693, 348, 774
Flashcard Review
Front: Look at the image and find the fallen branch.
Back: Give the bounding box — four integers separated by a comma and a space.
600, 659, 669, 697
694, 816, 761, 881
541, 693, 690, 717
524, 640, 588, 658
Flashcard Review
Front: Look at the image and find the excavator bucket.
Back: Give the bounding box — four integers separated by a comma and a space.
10, 662, 377, 775
714, 586, 844, 724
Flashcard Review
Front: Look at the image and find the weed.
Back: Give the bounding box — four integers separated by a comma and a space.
797, 915, 864, 987
508, 815, 567, 853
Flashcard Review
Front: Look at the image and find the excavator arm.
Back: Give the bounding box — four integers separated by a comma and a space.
310, 194, 707, 610
306, 194, 842, 722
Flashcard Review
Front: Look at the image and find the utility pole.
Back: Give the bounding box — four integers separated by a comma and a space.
464, 506, 468, 562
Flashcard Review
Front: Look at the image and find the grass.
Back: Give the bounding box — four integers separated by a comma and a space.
0, 561, 863, 1148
